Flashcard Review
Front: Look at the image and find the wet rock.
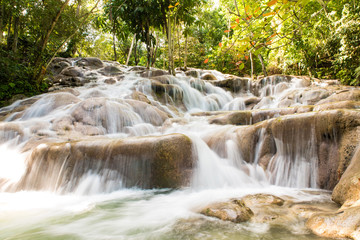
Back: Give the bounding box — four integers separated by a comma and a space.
60, 66, 84, 78
332, 144, 360, 206
212, 77, 252, 93
241, 193, 285, 207
141, 69, 169, 78
307, 206, 360, 239
243, 96, 261, 109
75, 57, 104, 69
200, 199, 254, 223
51, 116, 75, 133
251, 108, 297, 123
16, 134, 193, 191
129, 66, 147, 72
209, 111, 252, 125
0, 122, 24, 143
185, 69, 200, 78
98, 66, 123, 76
104, 78, 117, 85
313, 100, 360, 111
129, 91, 152, 105
151, 80, 183, 102
200, 73, 217, 80
300, 89, 329, 105
151, 75, 173, 84
317, 89, 360, 105
124, 99, 169, 126
256, 75, 293, 89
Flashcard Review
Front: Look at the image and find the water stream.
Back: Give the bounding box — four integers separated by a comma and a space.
0, 61, 333, 239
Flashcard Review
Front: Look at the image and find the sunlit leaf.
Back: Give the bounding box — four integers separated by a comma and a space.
236, 18, 240, 24
245, 5, 249, 13
224, 30, 231, 33
231, 25, 236, 29
263, 12, 276, 17
245, 56, 249, 60
236, 61, 243, 65
254, 7, 261, 13
219, 42, 222, 47
267, 0, 277, 7
204, 58, 209, 64
168, 5, 174, 8
246, 15, 252, 20
175, 2, 180, 6
268, 33, 277, 39
283, 0, 288, 3
239, 63, 245, 70
266, 40, 273, 45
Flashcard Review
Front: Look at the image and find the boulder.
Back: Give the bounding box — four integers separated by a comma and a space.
200, 72, 217, 80
15, 133, 193, 191
300, 89, 329, 105
200, 199, 254, 223
212, 77, 252, 93
104, 78, 117, 85
307, 206, 360, 239
0, 122, 24, 143
75, 57, 104, 69
316, 89, 360, 105
313, 100, 360, 111
185, 69, 200, 78
332, 145, 360, 206
241, 193, 285, 207
209, 111, 252, 125
141, 69, 169, 78
60, 66, 84, 78
98, 66, 123, 76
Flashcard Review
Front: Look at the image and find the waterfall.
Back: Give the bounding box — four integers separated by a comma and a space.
0, 60, 322, 194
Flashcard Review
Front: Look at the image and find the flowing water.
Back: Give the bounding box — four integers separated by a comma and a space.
0, 62, 333, 239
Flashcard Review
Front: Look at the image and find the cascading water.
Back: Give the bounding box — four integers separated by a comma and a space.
0, 59, 335, 239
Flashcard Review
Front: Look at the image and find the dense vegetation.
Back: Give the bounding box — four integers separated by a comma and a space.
0, 0, 359, 105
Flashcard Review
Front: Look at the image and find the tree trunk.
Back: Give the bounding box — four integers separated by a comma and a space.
0, 2, 3, 43
110, 7, 117, 61
258, 54, 267, 77
12, 16, 20, 53
151, 34, 159, 68
76, 0, 82, 16
126, 33, 136, 66
113, 31, 117, 61
6, 13, 12, 49
145, 23, 151, 69
134, 40, 138, 65
250, 51, 254, 80
177, 23, 181, 67
167, 13, 174, 75
184, 33, 188, 70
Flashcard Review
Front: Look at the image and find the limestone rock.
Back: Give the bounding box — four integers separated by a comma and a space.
307, 206, 360, 239
313, 100, 360, 111
141, 69, 169, 78
332, 144, 360, 206
16, 133, 193, 191
98, 66, 123, 76
241, 193, 285, 207
76, 57, 104, 69
317, 89, 360, 105
200, 199, 254, 223
209, 111, 252, 125
200, 73, 217, 81
60, 66, 84, 78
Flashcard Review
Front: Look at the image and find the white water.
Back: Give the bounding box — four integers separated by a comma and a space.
0, 62, 329, 239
